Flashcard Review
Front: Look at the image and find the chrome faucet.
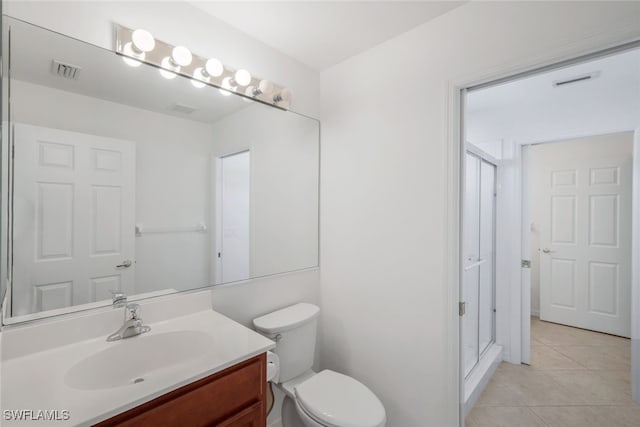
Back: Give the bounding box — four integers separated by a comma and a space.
107, 303, 151, 342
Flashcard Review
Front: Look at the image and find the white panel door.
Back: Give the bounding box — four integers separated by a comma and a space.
12, 124, 136, 315
220, 151, 251, 283
539, 135, 632, 337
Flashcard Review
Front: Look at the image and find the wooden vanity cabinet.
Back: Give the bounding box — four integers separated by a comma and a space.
95, 353, 266, 427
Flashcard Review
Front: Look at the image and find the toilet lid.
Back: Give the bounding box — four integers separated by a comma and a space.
294, 370, 386, 427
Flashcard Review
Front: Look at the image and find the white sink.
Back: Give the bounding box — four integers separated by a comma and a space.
64, 330, 214, 390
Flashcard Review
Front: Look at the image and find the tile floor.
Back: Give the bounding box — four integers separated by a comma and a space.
466, 317, 640, 426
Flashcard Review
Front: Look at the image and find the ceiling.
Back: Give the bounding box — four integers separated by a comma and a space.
466, 48, 640, 153
188, 1, 466, 70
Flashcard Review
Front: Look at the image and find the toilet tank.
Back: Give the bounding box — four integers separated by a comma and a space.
253, 303, 320, 383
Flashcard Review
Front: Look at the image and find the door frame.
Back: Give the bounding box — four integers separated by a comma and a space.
451, 39, 640, 426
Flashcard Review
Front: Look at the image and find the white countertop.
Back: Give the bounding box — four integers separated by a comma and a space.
1, 309, 275, 426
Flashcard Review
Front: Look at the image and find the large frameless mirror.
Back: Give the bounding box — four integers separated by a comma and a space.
1, 16, 320, 323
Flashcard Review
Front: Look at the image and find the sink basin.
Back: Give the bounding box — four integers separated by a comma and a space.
64, 330, 214, 390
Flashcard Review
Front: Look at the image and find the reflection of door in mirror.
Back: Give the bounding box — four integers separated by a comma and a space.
12, 124, 136, 316
215, 151, 251, 284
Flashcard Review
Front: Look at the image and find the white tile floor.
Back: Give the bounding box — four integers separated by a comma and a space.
467, 317, 640, 426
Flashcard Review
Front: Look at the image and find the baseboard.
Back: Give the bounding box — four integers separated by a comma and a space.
531, 309, 540, 317
463, 344, 503, 417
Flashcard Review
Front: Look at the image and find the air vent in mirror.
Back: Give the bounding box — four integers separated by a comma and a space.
51, 60, 81, 80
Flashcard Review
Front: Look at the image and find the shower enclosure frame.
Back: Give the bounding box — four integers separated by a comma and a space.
462, 147, 497, 379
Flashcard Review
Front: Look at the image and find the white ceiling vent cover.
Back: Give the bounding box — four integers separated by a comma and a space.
553, 71, 600, 88
51, 60, 81, 80
169, 103, 197, 114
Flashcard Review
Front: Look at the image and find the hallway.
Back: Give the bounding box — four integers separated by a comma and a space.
467, 318, 640, 426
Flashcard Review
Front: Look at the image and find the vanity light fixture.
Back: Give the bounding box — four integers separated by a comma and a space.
116, 25, 292, 108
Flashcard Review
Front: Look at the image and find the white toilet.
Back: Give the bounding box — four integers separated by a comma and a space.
253, 303, 386, 427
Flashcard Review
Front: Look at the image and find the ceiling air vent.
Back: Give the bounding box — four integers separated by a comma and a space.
553, 71, 600, 88
169, 103, 197, 114
51, 60, 82, 80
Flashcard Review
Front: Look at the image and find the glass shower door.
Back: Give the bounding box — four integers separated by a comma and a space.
463, 152, 496, 377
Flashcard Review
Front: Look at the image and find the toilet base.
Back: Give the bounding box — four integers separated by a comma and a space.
281, 395, 305, 427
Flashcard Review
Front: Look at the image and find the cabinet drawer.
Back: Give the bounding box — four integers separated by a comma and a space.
96, 353, 266, 427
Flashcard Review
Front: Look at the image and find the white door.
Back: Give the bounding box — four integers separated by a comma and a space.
219, 151, 250, 283
537, 134, 632, 337
12, 124, 136, 315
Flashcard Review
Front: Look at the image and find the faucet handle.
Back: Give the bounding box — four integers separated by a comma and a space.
110, 290, 127, 307
125, 303, 141, 320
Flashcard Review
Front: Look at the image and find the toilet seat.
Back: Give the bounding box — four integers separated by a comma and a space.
294, 370, 386, 427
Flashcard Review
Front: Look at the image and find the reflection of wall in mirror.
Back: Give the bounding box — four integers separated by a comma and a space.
211, 105, 319, 278
10, 80, 213, 307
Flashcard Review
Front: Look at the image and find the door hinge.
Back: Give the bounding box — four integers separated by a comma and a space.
459, 301, 466, 316
521, 259, 531, 268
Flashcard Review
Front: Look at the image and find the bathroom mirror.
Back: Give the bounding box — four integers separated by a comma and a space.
1, 16, 319, 322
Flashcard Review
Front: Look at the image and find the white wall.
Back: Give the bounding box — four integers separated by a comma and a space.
319, 2, 640, 426
529, 132, 634, 316
4, 0, 321, 330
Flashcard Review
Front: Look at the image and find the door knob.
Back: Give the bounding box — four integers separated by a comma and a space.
542, 248, 552, 254
116, 260, 133, 268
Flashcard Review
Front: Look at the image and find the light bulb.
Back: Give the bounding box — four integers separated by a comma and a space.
171, 46, 192, 67
234, 69, 251, 86
131, 29, 155, 53
219, 77, 234, 96
122, 42, 143, 67
159, 56, 178, 79
245, 86, 256, 97
205, 58, 224, 77
191, 67, 208, 88
258, 79, 273, 94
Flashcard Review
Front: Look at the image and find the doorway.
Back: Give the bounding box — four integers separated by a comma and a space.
215, 150, 251, 284
529, 134, 632, 338
461, 45, 640, 425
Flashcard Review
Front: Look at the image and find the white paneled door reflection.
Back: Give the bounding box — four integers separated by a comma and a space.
463, 152, 496, 377
218, 151, 251, 284
538, 136, 632, 337
12, 124, 135, 316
